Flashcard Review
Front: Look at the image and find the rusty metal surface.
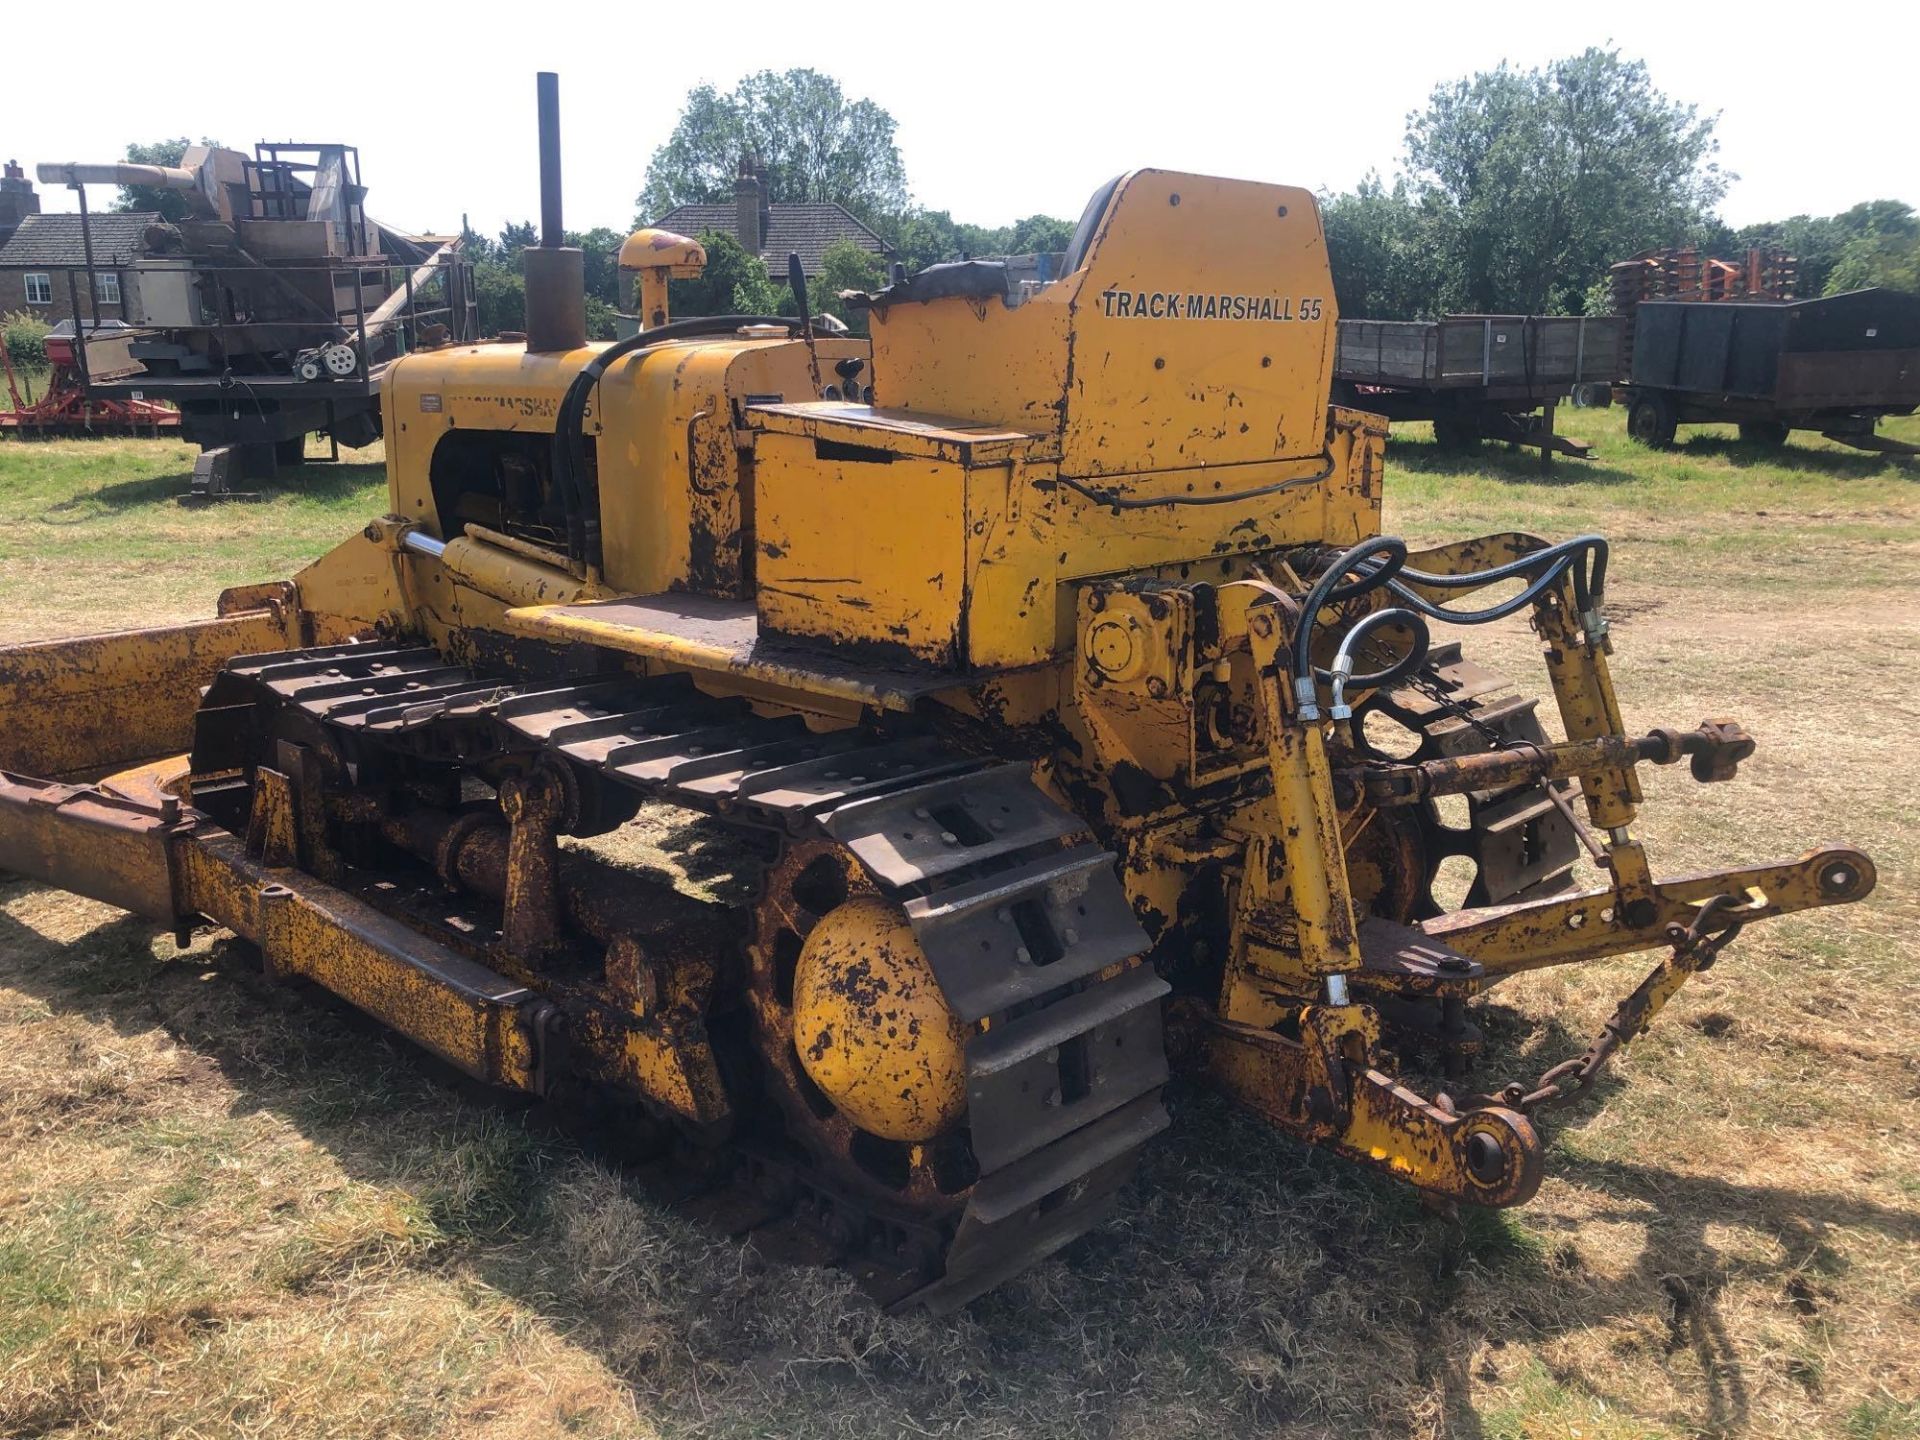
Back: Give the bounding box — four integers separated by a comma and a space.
0, 603, 299, 778
0, 771, 180, 919
1353, 720, 1755, 805
500, 592, 964, 711
1423, 846, 1875, 975
181, 644, 1170, 1307
1204, 1015, 1542, 1206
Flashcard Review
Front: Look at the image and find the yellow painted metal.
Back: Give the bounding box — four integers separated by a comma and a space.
756, 439, 985, 665
177, 827, 545, 1089
381, 341, 590, 532
1219, 596, 1363, 1022
790, 896, 967, 1142
0, 591, 300, 778
497, 601, 925, 712
866, 170, 1334, 478
0, 161, 1881, 1244
1399, 532, 1641, 825
744, 173, 1376, 671
1426, 845, 1874, 977
594, 335, 863, 598
1203, 1013, 1544, 1205
437, 534, 603, 611
290, 527, 408, 643
618, 227, 706, 331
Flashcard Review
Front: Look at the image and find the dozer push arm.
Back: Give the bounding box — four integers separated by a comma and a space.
0, 769, 555, 1092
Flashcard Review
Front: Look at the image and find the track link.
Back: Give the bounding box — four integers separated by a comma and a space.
1367, 642, 1584, 906
193, 643, 1170, 1310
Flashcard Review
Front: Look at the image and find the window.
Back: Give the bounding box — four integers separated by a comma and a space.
95, 272, 120, 305
23, 273, 51, 305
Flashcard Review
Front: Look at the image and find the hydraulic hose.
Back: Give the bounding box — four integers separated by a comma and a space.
1326, 605, 1431, 720
1290, 536, 1409, 714
1290, 534, 1609, 719
549, 314, 801, 566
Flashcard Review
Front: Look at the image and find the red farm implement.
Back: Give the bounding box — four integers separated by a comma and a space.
2, 330, 177, 439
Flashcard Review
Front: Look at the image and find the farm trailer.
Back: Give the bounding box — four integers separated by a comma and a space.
1333, 315, 1623, 468
1617, 288, 1920, 454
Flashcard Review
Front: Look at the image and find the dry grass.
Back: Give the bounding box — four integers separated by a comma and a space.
2, 409, 1917, 1438
0, 435, 386, 642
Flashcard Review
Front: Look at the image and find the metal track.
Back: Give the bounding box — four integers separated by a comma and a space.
194, 643, 1170, 1310
1367, 641, 1583, 906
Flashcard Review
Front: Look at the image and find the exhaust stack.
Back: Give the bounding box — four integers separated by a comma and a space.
522, 71, 586, 353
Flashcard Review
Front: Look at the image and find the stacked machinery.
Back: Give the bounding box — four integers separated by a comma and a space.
33, 142, 471, 482
0, 78, 1874, 1310
1609, 245, 1800, 311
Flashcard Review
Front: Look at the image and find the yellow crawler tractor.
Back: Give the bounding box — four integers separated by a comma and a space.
0, 78, 1873, 1310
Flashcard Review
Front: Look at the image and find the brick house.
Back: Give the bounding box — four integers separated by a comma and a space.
0, 160, 157, 325
652, 157, 891, 282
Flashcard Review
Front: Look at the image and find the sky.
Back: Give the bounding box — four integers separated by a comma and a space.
5, 0, 1915, 241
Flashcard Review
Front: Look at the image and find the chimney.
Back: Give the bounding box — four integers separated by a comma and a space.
735, 154, 762, 257
0, 159, 39, 241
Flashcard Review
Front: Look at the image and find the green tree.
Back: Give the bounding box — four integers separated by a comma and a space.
567, 227, 624, 306
1825, 227, 1920, 295
4, 310, 51, 369
1393, 48, 1726, 315
112, 138, 222, 221
497, 220, 538, 257
874, 208, 1075, 274
1739, 200, 1919, 296
809, 237, 889, 333
668, 229, 780, 318
459, 221, 498, 264
879, 209, 963, 273
1004, 214, 1075, 255
472, 261, 524, 336
1320, 174, 1431, 319
638, 71, 908, 224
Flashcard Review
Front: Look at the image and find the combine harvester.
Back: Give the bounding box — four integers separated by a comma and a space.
15, 142, 472, 489
0, 76, 1875, 1310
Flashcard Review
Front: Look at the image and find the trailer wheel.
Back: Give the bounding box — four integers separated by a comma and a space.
1627, 395, 1677, 448
1738, 421, 1790, 449
1432, 417, 1481, 452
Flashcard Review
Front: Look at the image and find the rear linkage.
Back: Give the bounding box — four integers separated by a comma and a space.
1202, 529, 1873, 1208
1496, 893, 1748, 1116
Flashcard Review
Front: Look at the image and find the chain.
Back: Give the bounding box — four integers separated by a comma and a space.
1402, 667, 1511, 752
1490, 893, 1747, 1115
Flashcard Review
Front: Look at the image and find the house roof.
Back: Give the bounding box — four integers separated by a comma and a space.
652, 202, 890, 276
0, 211, 159, 268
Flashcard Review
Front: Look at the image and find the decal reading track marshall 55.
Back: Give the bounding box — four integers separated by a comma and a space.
457, 392, 563, 421
1098, 290, 1325, 322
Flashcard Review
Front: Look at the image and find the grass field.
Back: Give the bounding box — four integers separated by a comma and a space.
1, 407, 1916, 1439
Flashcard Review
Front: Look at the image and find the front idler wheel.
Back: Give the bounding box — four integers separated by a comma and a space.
747, 840, 978, 1212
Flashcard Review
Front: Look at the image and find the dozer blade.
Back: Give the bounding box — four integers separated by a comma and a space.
0, 582, 301, 779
